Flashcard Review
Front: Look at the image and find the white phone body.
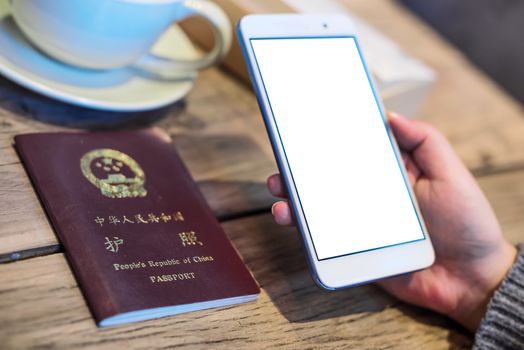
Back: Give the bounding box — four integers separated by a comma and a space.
237, 14, 435, 290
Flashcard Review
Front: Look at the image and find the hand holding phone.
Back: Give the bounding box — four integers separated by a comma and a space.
270, 113, 517, 331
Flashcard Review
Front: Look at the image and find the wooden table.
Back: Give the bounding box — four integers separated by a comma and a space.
2, 1, 524, 348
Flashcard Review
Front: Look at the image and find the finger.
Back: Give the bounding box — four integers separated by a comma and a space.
388, 112, 438, 153
401, 151, 421, 186
388, 112, 466, 179
376, 270, 440, 314
271, 201, 294, 226
376, 273, 413, 296
267, 173, 287, 198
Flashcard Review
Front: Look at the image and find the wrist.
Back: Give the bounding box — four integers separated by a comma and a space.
450, 241, 517, 331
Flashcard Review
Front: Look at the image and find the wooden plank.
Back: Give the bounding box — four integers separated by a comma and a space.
0, 163, 55, 259
343, 0, 524, 174
478, 169, 524, 245
0, 214, 472, 349
0, 70, 276, 258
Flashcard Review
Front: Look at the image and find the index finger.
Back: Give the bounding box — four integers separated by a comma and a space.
267, 173, 288, 198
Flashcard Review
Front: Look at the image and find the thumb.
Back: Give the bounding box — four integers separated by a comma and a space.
388, 113, 466, 180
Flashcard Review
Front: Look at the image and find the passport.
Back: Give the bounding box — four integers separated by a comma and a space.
15, 128, 259, 327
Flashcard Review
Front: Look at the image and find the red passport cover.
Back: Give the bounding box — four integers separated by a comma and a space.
15, 128, 259, 327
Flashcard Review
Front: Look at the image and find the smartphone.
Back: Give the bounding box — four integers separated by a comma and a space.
237, 14, 434, 290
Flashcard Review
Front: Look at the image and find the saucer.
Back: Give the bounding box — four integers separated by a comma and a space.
0, 0, 197, 112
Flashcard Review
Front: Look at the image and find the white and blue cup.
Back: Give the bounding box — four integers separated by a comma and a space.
10, 0, 232, 74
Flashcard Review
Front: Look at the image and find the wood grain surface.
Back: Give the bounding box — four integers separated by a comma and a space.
1, 166, 523, 349
479, 169, 524, 244
0, 214, 473, 350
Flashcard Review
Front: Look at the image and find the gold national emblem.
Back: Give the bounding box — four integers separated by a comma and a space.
80, 149, 147, 198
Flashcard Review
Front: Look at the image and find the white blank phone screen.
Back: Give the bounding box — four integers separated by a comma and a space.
251, 37, 425, 260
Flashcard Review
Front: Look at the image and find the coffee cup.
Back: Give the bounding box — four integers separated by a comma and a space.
10, 0, 232, 75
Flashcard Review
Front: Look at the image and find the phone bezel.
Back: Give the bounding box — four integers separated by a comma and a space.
237, 14, 435, 289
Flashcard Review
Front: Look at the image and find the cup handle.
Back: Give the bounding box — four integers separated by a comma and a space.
134, 0, 232, 78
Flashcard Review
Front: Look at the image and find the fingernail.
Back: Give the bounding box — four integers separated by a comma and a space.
271, 202, 277, 215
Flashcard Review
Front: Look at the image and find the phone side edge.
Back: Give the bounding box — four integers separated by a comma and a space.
236, 18, 326, 289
